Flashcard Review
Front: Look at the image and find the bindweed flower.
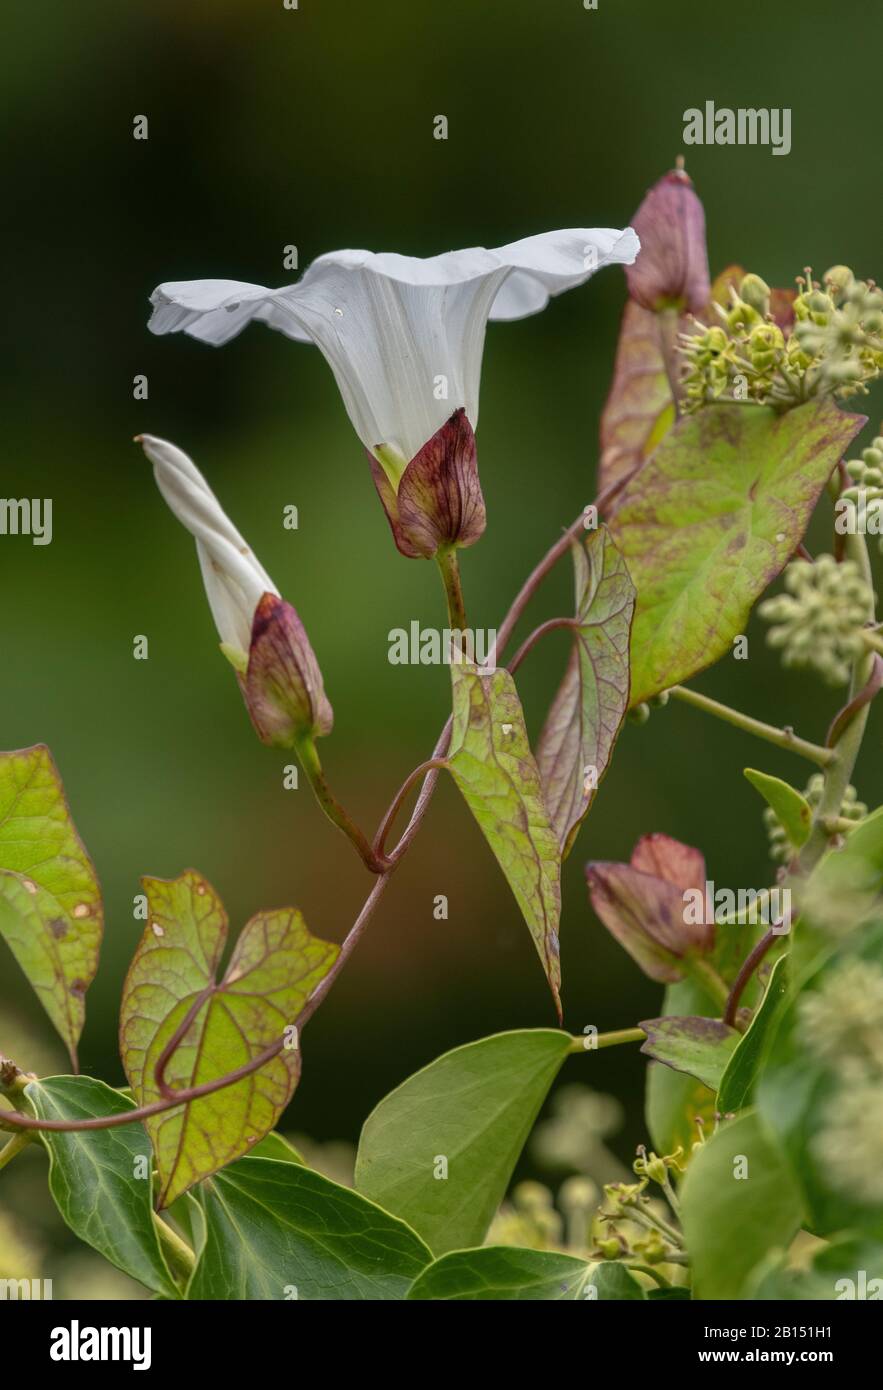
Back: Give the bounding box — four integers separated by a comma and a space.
137, 434, 332, 746
585, 833, 713, 984
625, 165, 710, 315
147, 228, 639, 551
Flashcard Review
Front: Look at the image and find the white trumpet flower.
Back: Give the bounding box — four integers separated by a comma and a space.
137, 433, 277, 664
148, 227, 639, 473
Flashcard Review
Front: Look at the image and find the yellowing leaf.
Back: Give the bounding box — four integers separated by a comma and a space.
120, 869, 338, 1206
0, 745, 102, 1067
610, 399, 865, 706
599, 300, 677, 503
536, 528, 634, 855
446, 665, 562, 1018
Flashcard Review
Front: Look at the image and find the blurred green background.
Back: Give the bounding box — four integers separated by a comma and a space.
2, 0, 882, 1294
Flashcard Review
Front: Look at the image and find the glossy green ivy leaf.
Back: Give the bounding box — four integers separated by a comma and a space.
645, 979, 719, 1157
588, 1261, 647, 1300
717, 953, 789, 1113
407, 1246, 591, 1301
680, 1110, 804, 1299
744, 769, 812, 851
536, 528, 634, 856
446, 664, 562, 1017
639, 1015, 739, 1090
188, 1157, 430, 1300
748, 1234, 883, 1300
120, 869, 338, 1207
609, 399, 865, 706
355, 1029, 572, 1256
250, 1131, 305, 1164
25, 1075, 180, 1299
0, 745, 102, 1067
756, 920, 883, 1241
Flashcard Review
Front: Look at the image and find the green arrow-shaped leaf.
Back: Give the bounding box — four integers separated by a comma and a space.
24, 1075, 180, 1298
120, 869, 338, 1206
609, 399, 865, 706
639, 1015, 740, 1090
744, 769, 812, 851
188, 1156, 430, 1300
354, 1029, 572, 1256
407, 1246, 592, 1300
718, 953, 789, 1113
0, 745, 102, 1067
537, 528, 634, 856
446, 663, 562, 1016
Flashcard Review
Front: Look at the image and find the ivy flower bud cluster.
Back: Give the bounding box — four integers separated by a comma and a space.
764, 773, 866, 864
800, 959, 883, 1206
758, 554, 874, 685
843, 437, 883, 552
679, 266, 883, 412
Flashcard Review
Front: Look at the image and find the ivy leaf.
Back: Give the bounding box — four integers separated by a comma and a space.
407, 1246, 592, 1300
119, 869, 338, 1207
599, 300, 677, 503
639, 1015, 739, 1090
536, 528, 635, 855
679, 1110, 804, 1299
587, 1261, 647, 1300
446, 664, 563, 1017
24, 1075, 180, 1299
0, 745, 102, 1067
717, 953, 789, 1113
609, 399, 866, 706
188, 1157, 430, 1300
354, 1029, 572, 1255
249, 1131, 305, 1164
744, 769, 812, 851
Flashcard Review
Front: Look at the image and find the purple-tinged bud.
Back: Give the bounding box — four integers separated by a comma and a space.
369, 408, 487, 559
625, 166, 711, 316
585, 833, 713, 984
241, 593, 333, 748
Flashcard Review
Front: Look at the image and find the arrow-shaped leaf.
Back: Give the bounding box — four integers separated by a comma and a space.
355, 1029, 572, 1255
537, 527, 634, 855
609, 399, 865, 706
0, 745, 102, 1067
120, 869, 338, 1207
446, 663, 562, 1016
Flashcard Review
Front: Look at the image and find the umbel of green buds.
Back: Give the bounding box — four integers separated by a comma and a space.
369, 408, 486, 559
843, 438, 883, 554
758, 554, 873, 686
680, 266, 883, 412
625, 164, 711, 314
138, 435, 332, 747
765, 773, 866, 864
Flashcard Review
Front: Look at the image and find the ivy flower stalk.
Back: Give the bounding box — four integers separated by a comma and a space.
148, 228, 639, 555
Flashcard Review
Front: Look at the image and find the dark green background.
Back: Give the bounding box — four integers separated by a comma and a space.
1, 0, 881, 1289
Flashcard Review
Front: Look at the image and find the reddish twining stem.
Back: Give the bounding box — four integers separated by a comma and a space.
825, 653, 883, 747
723, 928, 777, 1029
507, 617, 578, 676
2, 505, 593, 1134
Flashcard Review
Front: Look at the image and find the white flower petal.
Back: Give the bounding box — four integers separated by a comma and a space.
148, 227, 639, 463
138, 434, 277, 652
